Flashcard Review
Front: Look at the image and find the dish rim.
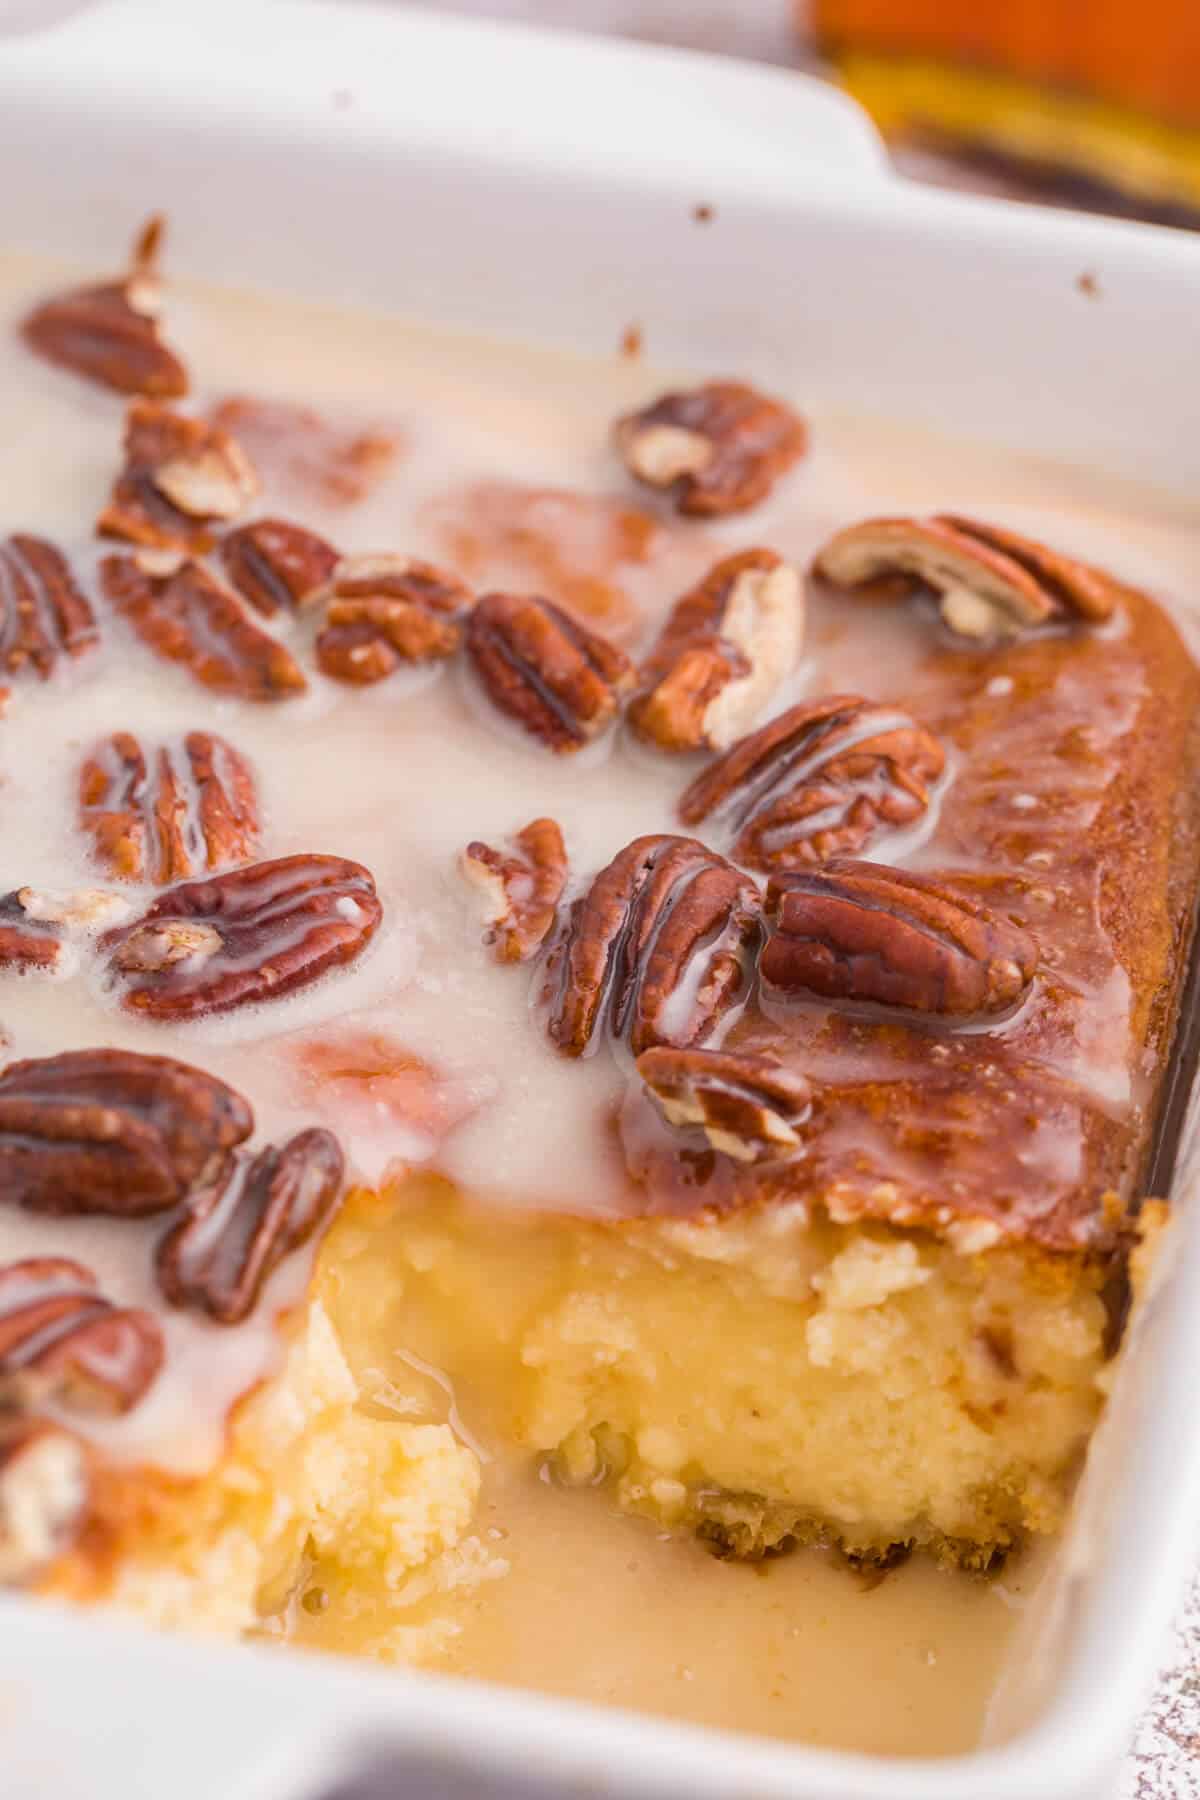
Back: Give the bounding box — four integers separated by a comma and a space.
0, 7, 1198, 1798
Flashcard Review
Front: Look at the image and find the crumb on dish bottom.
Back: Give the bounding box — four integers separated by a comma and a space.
43, 1174, 1117, 1645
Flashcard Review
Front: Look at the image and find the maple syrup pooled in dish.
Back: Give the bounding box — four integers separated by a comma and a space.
0, 228, 1198, 1756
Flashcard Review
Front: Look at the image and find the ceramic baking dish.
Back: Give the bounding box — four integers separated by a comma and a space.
2, 4, 1200, 1797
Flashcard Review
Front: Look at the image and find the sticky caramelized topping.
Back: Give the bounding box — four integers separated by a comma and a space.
80, 730, 260, 884
220, 517, 339, 616
0, 536, 98, 681
541, 835, 762, 1058
761, 862, 1039, 1019
636, 1046, 812, 1164
316, 555, 474, 683
101, 552, 307, 700
425, 480, 676, 643
156, 1127, 344, 1325
0, 1258, 163, 1416
292, 1030, 492, 1150
466, 592, 635, 752
461, 818, 568, 963
0, 1048, 252, 1217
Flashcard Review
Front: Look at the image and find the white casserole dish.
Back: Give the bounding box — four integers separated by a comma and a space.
1, 4, 1200, 1796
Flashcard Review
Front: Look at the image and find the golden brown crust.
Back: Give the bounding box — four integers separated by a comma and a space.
620, 588, 1200, 1253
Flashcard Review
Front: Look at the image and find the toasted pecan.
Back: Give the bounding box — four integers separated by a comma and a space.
461, 817, 567, 962
679, 694, 945, 871
542, 834, 762, 1056
11, 888, 131, 933
466, 592, 635, 751
761, 861, 1038, 1017
615, 381, 807, 516
0, 885, 125, 974
629, 549, 803, 752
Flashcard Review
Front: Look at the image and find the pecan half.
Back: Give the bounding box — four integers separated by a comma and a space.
0, 1259, 163, 1415
679, 694, 945, 871
614, 381, 807, 516
466, 592, 635, 751
0, 1048, 253, 1216
0, 1415, 90, 1585
12, 889, 131, 932
628, 549, 803, 751
104, 855, 382, 1021
80, 730, 260, 884
97, 400, 259, 553
0, 536, 98, 680
220, 518, 340, 617
460, 817, 567, 962
542, 834, 762, 1056
761, 861, 1038, 1017
636, 1045, 812, 1162
21, 215, 187, 399
813, 514, 1119, 641
101, 552, 307, 699
0, 892, 70, 975
156, 1127, 344, 1325
315, 555, 473, 683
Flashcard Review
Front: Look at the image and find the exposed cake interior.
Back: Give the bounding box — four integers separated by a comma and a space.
317, 1180, 1111, 1568
69, 1173, 1107, 1686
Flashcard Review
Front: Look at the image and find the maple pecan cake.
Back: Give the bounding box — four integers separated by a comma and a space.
0, 220, 1197, 1695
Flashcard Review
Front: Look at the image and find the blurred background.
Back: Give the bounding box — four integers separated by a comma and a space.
417, 0, 1200, 227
